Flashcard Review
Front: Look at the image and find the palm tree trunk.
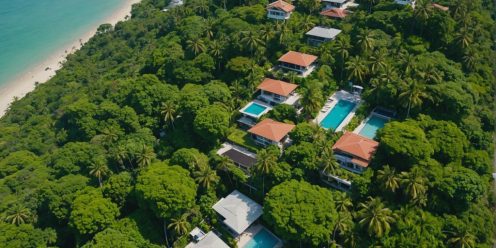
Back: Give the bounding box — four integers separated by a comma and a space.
164, 220, 170, 248
406, 99, 412, 118
98, 177, 102, 188
262, 175, 265, 199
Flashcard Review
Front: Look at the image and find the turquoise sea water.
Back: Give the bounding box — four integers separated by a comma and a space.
0, 0, 124, 86
320, 100, 356, 131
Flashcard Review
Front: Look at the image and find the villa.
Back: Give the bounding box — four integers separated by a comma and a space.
306, 26, 342, 46
333, 132, 379, 174
217, 143, 257, 173
320, 8, 349, 19
248, 118, 295, 148
212, 190, 263, 237
186, 228, 229, 248
322, 0, 355, 9
267, 0, 295, 20
256, 78, 300, 107
278, 51, 318, 77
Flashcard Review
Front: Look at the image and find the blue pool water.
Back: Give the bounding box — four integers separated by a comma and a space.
243, 229, 279, 248
0, 0, 123, 86
244, 102, 268, 116
359, 115, 388, 139
320, 100, 356, 131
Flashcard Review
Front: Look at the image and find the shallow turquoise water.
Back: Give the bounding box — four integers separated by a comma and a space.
243, 102, 268, 116
0, 0, 123, 86
320, 100, 356, 131
359, 115, 388, 139
243, 228, 279, 248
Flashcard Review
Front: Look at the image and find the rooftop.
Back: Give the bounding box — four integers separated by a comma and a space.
185, 231, 230, 248
278, 51, 318, 67
267, 0, 295, 13
248, 118, 295, 142
212, 190, 263, 235
222, 148, 257, 169
322, 0, 348, 3
332, 132, 379, 167
306, 26, 342, 39
257, 78, 298, 97
320, 8, 349, 19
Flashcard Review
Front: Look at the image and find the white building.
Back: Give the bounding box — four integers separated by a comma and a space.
185, 228, 230, 248
266, 0, 295, 20
212, 190, 263, 237
306, 26, 342, 46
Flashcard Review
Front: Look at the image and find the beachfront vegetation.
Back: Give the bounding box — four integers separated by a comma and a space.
0, 0, 494, 247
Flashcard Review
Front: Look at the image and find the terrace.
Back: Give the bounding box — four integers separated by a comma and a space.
238, 100, 273, 127
322, 0, 358, 10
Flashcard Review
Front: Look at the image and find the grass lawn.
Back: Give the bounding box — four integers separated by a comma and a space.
227, 128, 260, 153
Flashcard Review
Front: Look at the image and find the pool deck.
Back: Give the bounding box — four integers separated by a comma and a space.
237, 224, 283, 248
314, 90, 361, 132
353, 111, 392, 136
239, 100, 273, 119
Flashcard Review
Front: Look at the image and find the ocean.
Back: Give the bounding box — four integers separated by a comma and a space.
0, 0, 124, 86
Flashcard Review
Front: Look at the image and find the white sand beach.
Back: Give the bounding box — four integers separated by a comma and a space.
0, 0, 141, 117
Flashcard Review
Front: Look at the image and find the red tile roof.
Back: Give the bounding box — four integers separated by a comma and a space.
257, 78, 298, 97
248, 119, 295, 142
320, 8, 349, 19
332, 132, 379, 167
267, 0, 295, 13
278, 51, 318, 67
432, 3, 449, 11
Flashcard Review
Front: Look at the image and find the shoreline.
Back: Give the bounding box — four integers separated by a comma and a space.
0, 0, 141, 117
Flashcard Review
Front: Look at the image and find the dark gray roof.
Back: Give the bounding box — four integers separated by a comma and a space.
222, 149, 257, 168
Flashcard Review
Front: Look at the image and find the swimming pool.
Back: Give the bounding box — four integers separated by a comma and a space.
358, 115, 388, 139
243, 228, 279, 248
320, 100, 356, 131
242, 102, 269, 117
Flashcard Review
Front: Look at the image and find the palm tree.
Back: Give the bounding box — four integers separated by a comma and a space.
358, 197, 396, 237
299, 15, 316, 31
209, 40, 224, 69
400, 52, 416, 77
397, 79, 428, 118
194, 165, 219, 190
216, 156, 235, 184
203, 18, 215, 39
194, 0, 209, 16
255, 149, 278, 196
417, 66, 442, 84
260, 24, 275, 44
332, 214, 352, 241
376, 165, 400, 193
230, 80, 245, 108
276, 22, 291, 45
320, 145, 340, 176
369, 49, 387, 75
356, 29, 375, 54
5, 205, 32, 225
89, 160, 111, 188
168, 213, 191, 236
186, 38, 206, 55
413, 0, 433, 35
455, 27, 472, 50
400, 171, 428, 203
462, 49, 477, 71
161, 101, 178, 128
300, 82, 323, 119
346, 56, 368, 84
135, 145, 155, 168
447, 230, 476, 248
335, 192, 353, 213
240, 31, 263, 56
334, 38, 351, 81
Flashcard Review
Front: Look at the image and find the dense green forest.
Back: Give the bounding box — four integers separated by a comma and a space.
0, 0, 495, 247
